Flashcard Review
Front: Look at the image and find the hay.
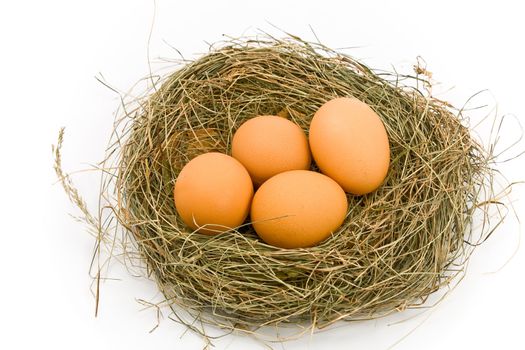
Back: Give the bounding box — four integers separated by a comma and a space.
54, 34, 505, 337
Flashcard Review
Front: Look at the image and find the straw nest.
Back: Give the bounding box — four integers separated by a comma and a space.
55, 35, 501, 335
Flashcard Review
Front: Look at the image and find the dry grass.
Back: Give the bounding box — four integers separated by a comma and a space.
54, 34, 509, 340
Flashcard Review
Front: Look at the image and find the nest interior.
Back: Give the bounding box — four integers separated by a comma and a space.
97, 36, 493, 331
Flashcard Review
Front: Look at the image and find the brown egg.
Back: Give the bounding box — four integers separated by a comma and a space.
309, 97, 390, 195
232, 115, 311, 186
250, 170, 348, 248
174, 152, 253, 235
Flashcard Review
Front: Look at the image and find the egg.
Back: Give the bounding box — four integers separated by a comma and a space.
174, 152, 253, 235
232, 115, 311, 186
250, 170, 348, 248
309, 97, 390, 195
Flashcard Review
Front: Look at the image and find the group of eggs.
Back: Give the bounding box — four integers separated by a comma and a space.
173, 97, 390, 249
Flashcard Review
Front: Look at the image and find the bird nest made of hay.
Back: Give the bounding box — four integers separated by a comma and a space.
55, 35, 502, 336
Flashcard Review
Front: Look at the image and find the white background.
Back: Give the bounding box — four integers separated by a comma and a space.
1, 1, 524, 349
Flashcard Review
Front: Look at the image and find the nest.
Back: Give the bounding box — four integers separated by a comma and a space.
55, 35, 500, 336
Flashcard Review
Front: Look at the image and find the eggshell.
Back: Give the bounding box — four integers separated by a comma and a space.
232, 115, 311, 186
309, 97, 390, 195
174, 152, 254, 235
250, 170, 348, 249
